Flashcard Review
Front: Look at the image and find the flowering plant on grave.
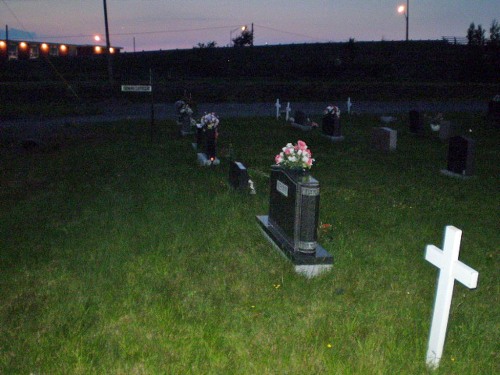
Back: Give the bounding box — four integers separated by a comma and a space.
324, 105, 341, 118
179, 103, 193, 116
200, 112, 219, 130
274, 140, 314, 170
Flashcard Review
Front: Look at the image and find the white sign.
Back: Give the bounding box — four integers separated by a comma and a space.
424, 226, 479, 369
276, 180, 288, 197
121, 85, 152, 92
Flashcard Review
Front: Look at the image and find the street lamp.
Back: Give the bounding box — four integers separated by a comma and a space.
398, 0, 409, 41
230, 25, 246, 46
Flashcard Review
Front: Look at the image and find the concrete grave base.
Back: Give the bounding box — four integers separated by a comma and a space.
256, 215, 333, 278
440, 169, 474, 179
291, 123, 315, 132
321, 134, 345, 142
197, 153, 221, 166
180, 130, 195, 136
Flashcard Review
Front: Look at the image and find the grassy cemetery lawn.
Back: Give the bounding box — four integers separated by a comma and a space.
0, 113, 498, 373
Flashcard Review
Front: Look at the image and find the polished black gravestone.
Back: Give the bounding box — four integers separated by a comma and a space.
197, 128, 220, 166
441, 136, 475, 178
409, 110, 424, 135
229, 161, 250, 190
256, 166, 333, 277
294, 110, 307, 125
371, 127, 397, 151
322, 115, 344, 142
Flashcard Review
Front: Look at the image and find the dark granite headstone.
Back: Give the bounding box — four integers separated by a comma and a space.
446, 136, 475, 176
409, 110, 424, 134
267, 166, 320, 254
322, 115, 341, 137
205, 128, 217, 160
371, 127, 397, 151
229, 161, 250, 190
294, 110, 307, 126
195, 126, 204, 148
438, 121, 456, 141
256, 166, 333, 277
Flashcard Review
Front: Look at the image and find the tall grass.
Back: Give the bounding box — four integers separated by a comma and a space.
0, 113, 498, 374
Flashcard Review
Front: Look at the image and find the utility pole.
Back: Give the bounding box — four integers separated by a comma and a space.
251, 23, 254, 46
103, 0, 113, 83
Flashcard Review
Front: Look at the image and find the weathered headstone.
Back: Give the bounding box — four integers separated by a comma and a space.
424, 226, 479, 369
294, 110, 306, 126
175, 101, 195, 136
371, 127, 397, 151
409, 110, 424, 135
257, 166, 333, 277
441, 136, 475, 177
438, 121, 456, 141
229, 161, 250, 190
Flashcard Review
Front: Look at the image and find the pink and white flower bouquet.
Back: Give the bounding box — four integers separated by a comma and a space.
274, 140, 315, 170
324, 105, 341, 118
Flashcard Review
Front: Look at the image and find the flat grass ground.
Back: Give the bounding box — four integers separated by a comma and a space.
0, 112, 498, 374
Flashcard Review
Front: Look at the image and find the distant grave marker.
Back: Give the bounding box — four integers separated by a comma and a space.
441, 136, 475, 177
322, 105, 344, 142
371, 127, 397, 151
409, 110, 424, 135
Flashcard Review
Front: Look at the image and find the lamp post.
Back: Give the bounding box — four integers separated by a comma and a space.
230, 25, 246, 46
398, 0, 409, 41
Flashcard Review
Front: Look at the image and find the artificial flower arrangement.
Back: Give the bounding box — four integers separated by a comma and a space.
200, 112, 219, 130
324, 105, 341, 118
274, 140, 314, 170
179, 103, 193, 116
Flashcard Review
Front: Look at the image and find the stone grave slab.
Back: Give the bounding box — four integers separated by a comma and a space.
197, 153, 221, 166
371, 127, 397, 151
441, 136, 475, 178
229, 161, 250, 190
256, 166, 333, 278
438, 121, 457, 141
409, 110, 424, 135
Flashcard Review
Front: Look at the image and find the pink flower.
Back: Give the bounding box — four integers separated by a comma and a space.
297, 140, 307, 151
284, 147, 292, 155
275, 154, 283, 164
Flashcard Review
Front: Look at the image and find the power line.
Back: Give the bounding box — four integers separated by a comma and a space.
254, 24, 326, 43
37, 25, 246, 40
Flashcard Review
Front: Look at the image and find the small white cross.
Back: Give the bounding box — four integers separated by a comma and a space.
275, 99, 281, 119
285, 102, 291, 121
424, 226, 479, 369
347, 97, 352, 114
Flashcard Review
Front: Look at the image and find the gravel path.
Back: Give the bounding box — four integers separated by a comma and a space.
0, 100, 488, 143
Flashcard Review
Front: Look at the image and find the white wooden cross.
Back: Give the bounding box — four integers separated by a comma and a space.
275, 99, 281, 119
424, 225, 479, 369
285, 102, 291, 121
347, 97, 352, 114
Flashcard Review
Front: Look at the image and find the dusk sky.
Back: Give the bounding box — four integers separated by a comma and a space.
1, 1, 499, 52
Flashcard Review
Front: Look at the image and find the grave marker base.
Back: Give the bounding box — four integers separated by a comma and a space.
321, 134, 345, 142
291, 123, 314, 132
197, 153, 220, 166
256, 215, 333, 278
439, 169, 473, 179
